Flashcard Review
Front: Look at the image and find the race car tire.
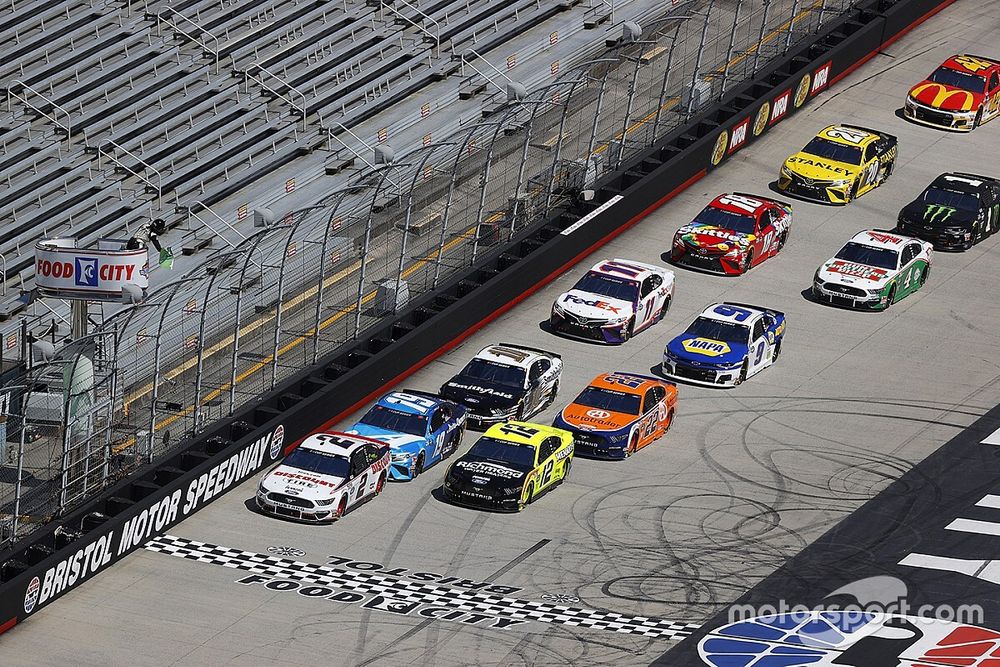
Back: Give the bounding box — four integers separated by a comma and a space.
848, 180, 859, 202
447, 427, 464, 457
664, 409, 675, 432
547, 380, 560, 406
777, 232, 788, 250
374, 474, 386, 496
882, 158, 894, 184
974, 222, 984, 244
335, 497, 348, 521
772, 340, 782, 363
974, 108, 983, 129
737, 362, 748, 385
562, 458, 572, 481
740, 251, 753, 274
621, 317, 635, 343
625, 432, 639, 457
885, 285, 897, 309
658, 297, 671, 322
918, 265, 928, 287
414, 452, 425, 478
520, 482, 536, 511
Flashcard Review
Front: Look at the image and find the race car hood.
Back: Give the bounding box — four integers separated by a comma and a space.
785, 153, 858, 181
559, 404, 635, 433
676, 223, 753, 252
259, 464, 345, 501
899, 199, 977, 228
555, 290, 633, 321
908, 81, 983, 112
347, 426, 424, 454
449, 457, 528, 488
440, 377, 521, 411
667, 334, 748, 366
818, 259, 895, 289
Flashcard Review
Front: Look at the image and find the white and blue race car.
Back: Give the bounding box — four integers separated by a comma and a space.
661, 303, 786, 387
349, 390, 467, 481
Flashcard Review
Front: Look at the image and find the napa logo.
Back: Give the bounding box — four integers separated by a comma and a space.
924, 204, 957, 223
682, 338, 730, 357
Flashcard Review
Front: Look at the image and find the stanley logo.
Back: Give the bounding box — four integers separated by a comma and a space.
924, 204, 957, 223
911, 82, 976, 111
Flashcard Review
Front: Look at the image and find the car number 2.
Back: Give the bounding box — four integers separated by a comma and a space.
540, 460, 554, 487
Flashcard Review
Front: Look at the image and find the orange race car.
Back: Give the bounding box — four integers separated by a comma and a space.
552, 372, 676, 460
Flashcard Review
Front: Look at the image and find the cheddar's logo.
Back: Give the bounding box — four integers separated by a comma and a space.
910, 82, 976, 111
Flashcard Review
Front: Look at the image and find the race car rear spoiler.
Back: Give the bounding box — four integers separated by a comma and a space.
951, 171, 999, 184
733, 192, 794, 211
962, 54, 1000, 65
610, 371, 676, 386
840, 124, 898, 143
498, 343, 561, 360
722, 301, 786, 319
399, 388, 448, 402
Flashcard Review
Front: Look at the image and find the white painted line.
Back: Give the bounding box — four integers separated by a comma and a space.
946, 518, 1000, 536
980, 426, 1000, 446
976, 494, 1000, 510
560, 195, 623, 235
898, 553, 986, 575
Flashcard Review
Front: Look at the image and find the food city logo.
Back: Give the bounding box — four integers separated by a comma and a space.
561, 294, 621, 314
924, 204, 958, 223
701, 577, 989, 667
21, 424, 285, 616
681, 338, 731, 357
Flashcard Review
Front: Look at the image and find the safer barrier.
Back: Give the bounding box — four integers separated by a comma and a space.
0, 0, 956, 635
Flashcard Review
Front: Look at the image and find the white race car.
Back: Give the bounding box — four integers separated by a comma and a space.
549, 258, 675, 344
256, 432, 389, 522
812, 229, 933, 310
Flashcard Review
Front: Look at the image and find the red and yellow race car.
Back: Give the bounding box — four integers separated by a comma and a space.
552, 372, 676, 460
904, 54, 1000, 131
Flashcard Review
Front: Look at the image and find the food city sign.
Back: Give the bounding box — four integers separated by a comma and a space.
34, 238, 149, 300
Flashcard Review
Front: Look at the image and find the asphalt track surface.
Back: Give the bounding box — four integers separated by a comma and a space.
7, 2, 1000, 665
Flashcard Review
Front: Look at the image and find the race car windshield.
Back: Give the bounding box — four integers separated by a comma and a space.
460, 358, 526, 387
694, 207, 757, 234
685, 317, 750, 343
467, 437, 536, 470
923, 188, 980, 210
359, 405, 428, 436
283, 448, 351, 478
835, 242, 898, 270
929, 67, 986, 93
801, 137, 862, 165
572, 272, 639, 302
573, 387, 641, 415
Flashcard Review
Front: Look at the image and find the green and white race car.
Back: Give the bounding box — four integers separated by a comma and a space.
812, 229, 933, 310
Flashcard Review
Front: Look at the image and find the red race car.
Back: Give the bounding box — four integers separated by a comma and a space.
904, 54, 1000, 132
670, 193, 792, 276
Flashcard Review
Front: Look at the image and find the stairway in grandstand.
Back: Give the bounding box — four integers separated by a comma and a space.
0, 0, 662, 329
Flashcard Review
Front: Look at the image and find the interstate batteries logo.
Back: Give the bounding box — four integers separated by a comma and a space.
699, 612, 1000, 666
924, 204, 958, 223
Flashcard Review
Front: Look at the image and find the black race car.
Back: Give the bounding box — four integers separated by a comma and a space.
898, 172, 1000, 250
439, 343, 562, 429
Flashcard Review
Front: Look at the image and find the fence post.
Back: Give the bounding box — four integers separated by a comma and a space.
721, 0, 745, 95
785, 0, 803, 52
752, 0, 773, 76
686, 0, 715, 120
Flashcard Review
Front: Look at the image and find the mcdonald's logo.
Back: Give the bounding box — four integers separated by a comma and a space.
910, 82, 976, 111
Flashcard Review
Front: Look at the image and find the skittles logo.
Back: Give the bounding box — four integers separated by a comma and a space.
681, 338, 731, 357
699, 611, 1000, 666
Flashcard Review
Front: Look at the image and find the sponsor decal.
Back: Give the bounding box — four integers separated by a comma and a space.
34, 241, 149, 297
711, 131, 728, 166
447, 382, 515, 400
753, 102, 769, 136
455, 460, 522, 479
23, 576, 39, 614
21, 428, 280, 616
787, 155, 851, 175
728, 117, 750, 154
267, 546, 306, 558
827, 261, 888, 281
541, 593, 580, 604
911, 82, 976, 111
554, 446, 573, 461
271, 469, 340, 488
793, 73, 811, 108
269, 424, 284, 460
682, 226, 746, 244
771, 89, 791, 124
681, 338, 731, 357
954, 55, 994, 73
924, 204, 958, 223
865, 231, 903, 245
562, 294, 622, 315
585, 409, 611, 419
811, 60, 832, 94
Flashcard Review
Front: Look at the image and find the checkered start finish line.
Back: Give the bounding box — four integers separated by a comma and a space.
145, 534, 701, 640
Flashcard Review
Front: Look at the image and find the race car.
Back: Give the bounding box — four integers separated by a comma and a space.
439, 343, 561, 429
549, 258, 674, 344
348, 390, 466, 481
777, 125, 897, 204
442, 421, 573, 512
662, 303, 785, 387
812, 229, 933, 310
256, 431, 389, 522
671, 193, 792, 275
553, 372, 676, 460
903, 54, 1000, 131
897, 172, 1000, 250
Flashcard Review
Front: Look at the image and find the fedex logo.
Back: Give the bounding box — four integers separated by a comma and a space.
563, 294, 621, 314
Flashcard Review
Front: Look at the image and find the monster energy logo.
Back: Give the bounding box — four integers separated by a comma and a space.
924, 204, 957, 223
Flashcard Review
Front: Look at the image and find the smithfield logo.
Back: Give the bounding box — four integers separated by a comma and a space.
562, 294, 621, 315
74, 257, 99, 287
924, 204, 957, 223
681, 338, 730, 357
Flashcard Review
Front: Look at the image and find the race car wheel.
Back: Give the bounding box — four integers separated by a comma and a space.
848, 180, 859, 202
772, 340, 782, 362
520, 482, 536, 511
561, 458, 572, 481
974, 108, 983, 129
736, 362, 748, 385
625, 433, 638, 457
413, 452, 425, 478
374, 474, 386, 496
547, 380, 560, 406
740, 251, 753, 274
918, 266, 928, 287
335, 497, 348, 521
885, 285, 897, 309
621, 318, 635, 343
449, 426, 464, 456
777, 232, 788, 250
664, 409, 675, 432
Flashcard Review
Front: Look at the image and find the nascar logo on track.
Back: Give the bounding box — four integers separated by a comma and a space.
699, 611, 1000, 666
681, 338, 730, 357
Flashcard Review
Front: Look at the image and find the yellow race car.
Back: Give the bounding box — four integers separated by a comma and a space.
778, 125, 898, 204
442, 421, 573, 512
